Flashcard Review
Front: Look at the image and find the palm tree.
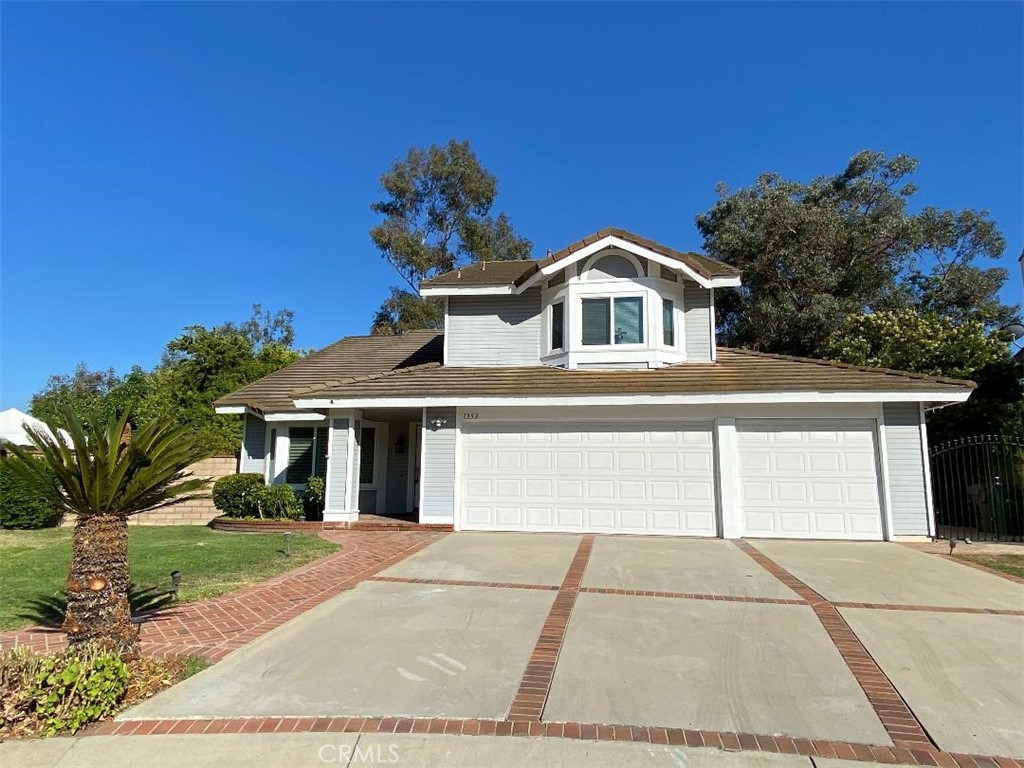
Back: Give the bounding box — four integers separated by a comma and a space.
3, 408, 211, 655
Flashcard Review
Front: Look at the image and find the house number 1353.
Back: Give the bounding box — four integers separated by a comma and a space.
462, 412, 479, 420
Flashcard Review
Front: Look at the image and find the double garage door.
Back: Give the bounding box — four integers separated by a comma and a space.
459, 418, 884, 539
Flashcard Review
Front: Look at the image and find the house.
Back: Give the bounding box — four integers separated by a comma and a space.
214, 228, 973, 541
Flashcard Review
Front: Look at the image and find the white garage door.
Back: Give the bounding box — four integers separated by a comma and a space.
737, 419, 883, 540
460, 421, 716, 536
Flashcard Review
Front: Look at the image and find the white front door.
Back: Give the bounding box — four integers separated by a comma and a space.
459, 421, 716, 536
736, 419, 884, 540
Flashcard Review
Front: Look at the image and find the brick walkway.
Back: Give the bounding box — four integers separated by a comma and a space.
0, 530, 445, 661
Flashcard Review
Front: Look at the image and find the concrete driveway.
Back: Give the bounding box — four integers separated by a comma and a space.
123, 533, 1024, 760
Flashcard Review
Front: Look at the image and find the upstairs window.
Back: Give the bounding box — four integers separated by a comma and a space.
551, 301, 564, 350
582, 296, 644, 345
662, 298, 675, 346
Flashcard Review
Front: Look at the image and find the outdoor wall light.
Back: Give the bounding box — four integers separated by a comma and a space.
429, 418, 448, 430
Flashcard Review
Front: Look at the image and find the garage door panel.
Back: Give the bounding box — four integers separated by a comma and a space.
737, 419, 883, 540
460, 421, 716, 536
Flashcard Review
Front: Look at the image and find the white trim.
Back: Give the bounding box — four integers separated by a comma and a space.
419, 284, 514, 297
417, 407, 427, 518
876, 405, 896, 542
215, 405, 247, 415
295, 389, 972, 410
919, 402, 936, 538
453, 410, 464, 532
322, 417, 335, 518
239, 414, 250, 473
709, 288, 717, 362
346, 416, 357, 511
442, 297, 450, 364
264, 424, 275, 483
264, 412, 326, 422
406, 421, 420, 515
516, 235, 742, 292
714, 418, 742, 538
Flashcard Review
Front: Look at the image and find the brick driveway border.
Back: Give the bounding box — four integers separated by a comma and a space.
0, 529, 446, 661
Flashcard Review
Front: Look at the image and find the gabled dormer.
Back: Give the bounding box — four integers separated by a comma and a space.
419, 228, 741, 370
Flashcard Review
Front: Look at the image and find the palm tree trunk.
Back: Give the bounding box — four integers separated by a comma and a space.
63, 514, 138, 656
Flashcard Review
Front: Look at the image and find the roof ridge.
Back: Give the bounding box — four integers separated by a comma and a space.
719, 347, 977, 389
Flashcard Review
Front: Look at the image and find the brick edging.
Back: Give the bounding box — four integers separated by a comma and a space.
733, 540, 936, 752
506, 535, 595, 721
92, 716, 1024, 766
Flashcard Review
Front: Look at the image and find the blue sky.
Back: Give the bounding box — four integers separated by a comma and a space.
2, 2, 1022, 409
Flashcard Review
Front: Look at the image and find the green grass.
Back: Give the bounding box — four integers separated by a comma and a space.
0, 526, 338, 631
955, 553, 1024, 579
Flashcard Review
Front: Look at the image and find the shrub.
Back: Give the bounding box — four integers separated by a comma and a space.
211, 473, 265, 518
0, 645, 129, 737
254, 483, 302, 520
303, 475, 325, 521
0, 456, 63, 529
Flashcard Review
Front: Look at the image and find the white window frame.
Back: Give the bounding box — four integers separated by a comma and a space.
549, 299, 566, 353
268, 423, 329, 489
580, 293, 646, 348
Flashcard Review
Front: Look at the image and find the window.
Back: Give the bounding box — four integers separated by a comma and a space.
582, 298, 611, 345
314, 427, 329, 479
286, 427, 314, 484
662, 298, 675, 346
581, 296, 644, 345
551, 301, 564, 350
359, 426, 376, 485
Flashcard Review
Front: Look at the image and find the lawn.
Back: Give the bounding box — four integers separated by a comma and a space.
0, 526, 338, 631
955, 553, 1024, 579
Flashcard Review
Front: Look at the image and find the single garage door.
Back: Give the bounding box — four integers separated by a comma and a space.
737, 419, 883, 540
460, 421, 716, 536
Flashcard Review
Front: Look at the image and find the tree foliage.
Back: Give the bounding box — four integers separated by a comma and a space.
823, 311, 1009, 380
696, 151, 1014, 357
29, 305, 303, 455
369, 139, 533, 334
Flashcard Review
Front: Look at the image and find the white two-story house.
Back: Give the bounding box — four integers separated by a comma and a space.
214, 228, 972, 540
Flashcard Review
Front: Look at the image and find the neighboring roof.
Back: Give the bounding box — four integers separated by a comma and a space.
213, 330, 444, 412
419, 227, 741, 290
290, 347, 974, 402
0, 407, 72, 447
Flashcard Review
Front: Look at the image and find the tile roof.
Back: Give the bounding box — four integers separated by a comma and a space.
288, 346, 973, 401
419, 227, 741, 289
213, 330, 444, 412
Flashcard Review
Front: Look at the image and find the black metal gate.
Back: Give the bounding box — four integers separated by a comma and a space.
929, 435, 1024, 542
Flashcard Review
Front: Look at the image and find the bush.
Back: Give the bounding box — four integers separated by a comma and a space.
0, 457, 63, 529
254, 484, 302, 520
0, 646, 129, 737
211, 473, 265, 518
303, 475, 325, 521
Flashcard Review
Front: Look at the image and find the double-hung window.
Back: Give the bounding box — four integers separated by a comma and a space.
581, 296, 644, 345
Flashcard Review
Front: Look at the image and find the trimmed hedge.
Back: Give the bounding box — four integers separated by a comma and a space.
0, 457, 63, 529
211, 473, 265, 518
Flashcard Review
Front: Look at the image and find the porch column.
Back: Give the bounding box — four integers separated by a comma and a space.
323, 410, 360, 523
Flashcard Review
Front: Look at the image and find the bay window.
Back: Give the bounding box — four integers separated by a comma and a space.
663, 298, 675, 346
551, 301, 564, 350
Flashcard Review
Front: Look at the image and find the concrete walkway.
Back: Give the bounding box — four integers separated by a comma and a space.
0, 732, 823, 768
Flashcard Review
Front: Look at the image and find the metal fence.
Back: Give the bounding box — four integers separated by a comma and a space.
929, 435, 1024, 542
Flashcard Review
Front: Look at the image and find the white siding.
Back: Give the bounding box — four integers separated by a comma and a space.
326, 418, 349, 512
240, 414, 266, 474
421, 408, 456, 521
683, 281, 713, 362
882, 403, 930, 536
446, 289, 542, 366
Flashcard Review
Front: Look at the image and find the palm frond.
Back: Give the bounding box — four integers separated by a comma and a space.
4, 408, 214, 519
